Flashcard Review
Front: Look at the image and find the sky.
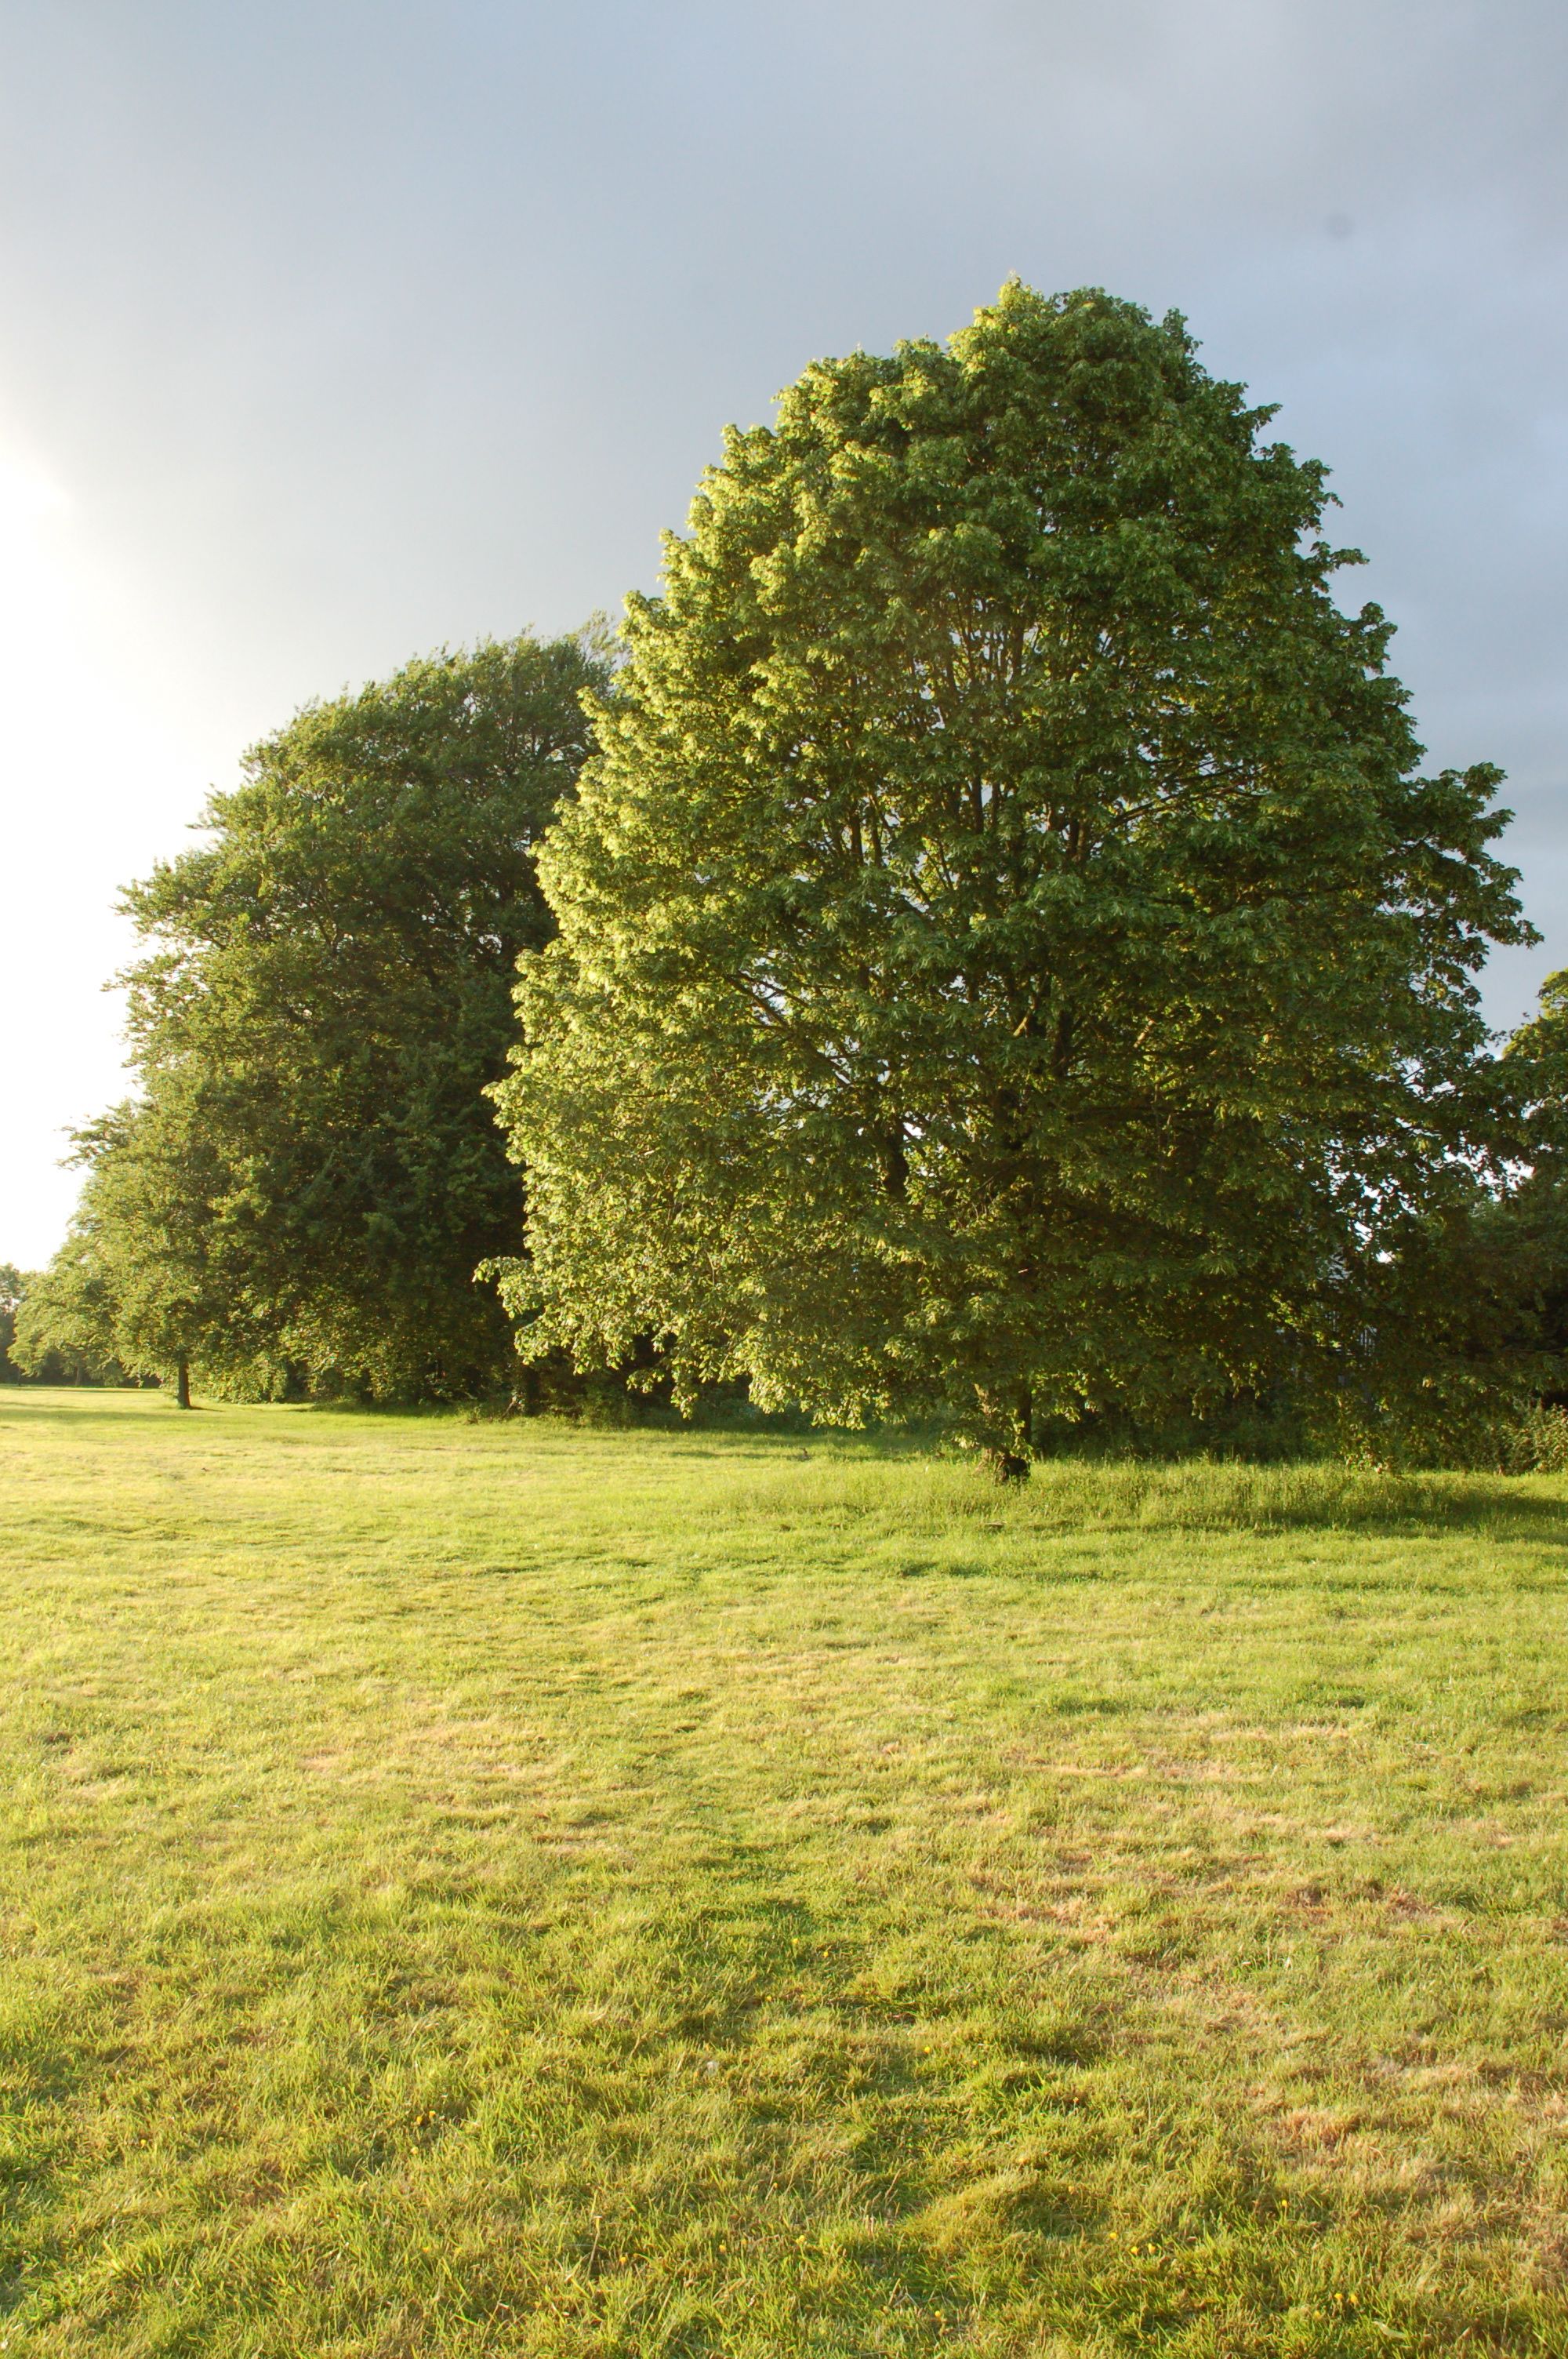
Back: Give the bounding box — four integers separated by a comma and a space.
2, 0, 1565, 1265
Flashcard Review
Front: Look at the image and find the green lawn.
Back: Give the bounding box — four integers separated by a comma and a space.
3, 1390, 1568, 2356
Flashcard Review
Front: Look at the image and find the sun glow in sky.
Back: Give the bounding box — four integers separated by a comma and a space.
0, 438, 217, 1261
2, 0, 1565, 1268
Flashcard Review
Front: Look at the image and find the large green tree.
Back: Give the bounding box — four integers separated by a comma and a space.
43, 629, 611, 1401
492, 284, 1530, 1467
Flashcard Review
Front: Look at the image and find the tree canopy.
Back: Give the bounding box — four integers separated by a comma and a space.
492, 283, 1530, 1463
24, 628, 612, 1401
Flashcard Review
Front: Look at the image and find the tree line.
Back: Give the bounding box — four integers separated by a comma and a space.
11, 285, 1568, 1469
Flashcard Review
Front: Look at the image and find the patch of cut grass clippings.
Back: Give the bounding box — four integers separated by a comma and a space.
2, 1387, 1567, 2354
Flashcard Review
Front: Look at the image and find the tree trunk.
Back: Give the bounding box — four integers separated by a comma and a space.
978, 1378, 1033, 1481
175, 1358, 192, 1411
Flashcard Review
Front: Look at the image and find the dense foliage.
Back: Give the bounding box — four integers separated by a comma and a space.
18, 631, 610, 1401
492, 283, 1531, 1463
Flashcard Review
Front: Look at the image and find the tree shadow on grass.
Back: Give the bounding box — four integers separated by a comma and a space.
1, 1387, 152, 1414
1009, 1462, 1568, 1549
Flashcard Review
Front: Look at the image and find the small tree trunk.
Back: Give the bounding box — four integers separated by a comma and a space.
978, 1379, 1033, 1481
175, 1358, 192, 1411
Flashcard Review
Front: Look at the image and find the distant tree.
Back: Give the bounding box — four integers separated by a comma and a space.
3, 1259, 121, 1387
1287, 973, 1568, 1467
0, 1263, 22, 1382
1495, 969, 1568, 1384
33, 629, 612, 1401
1506, 968, 1568, 1154
13, 1090, 260, 1403
492, 284, 1530, 1470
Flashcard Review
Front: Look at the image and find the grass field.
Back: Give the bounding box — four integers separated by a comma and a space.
3, 1390, 1568, 2356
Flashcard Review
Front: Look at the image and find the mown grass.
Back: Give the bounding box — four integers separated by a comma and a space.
2, 1388, 1568, 2356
